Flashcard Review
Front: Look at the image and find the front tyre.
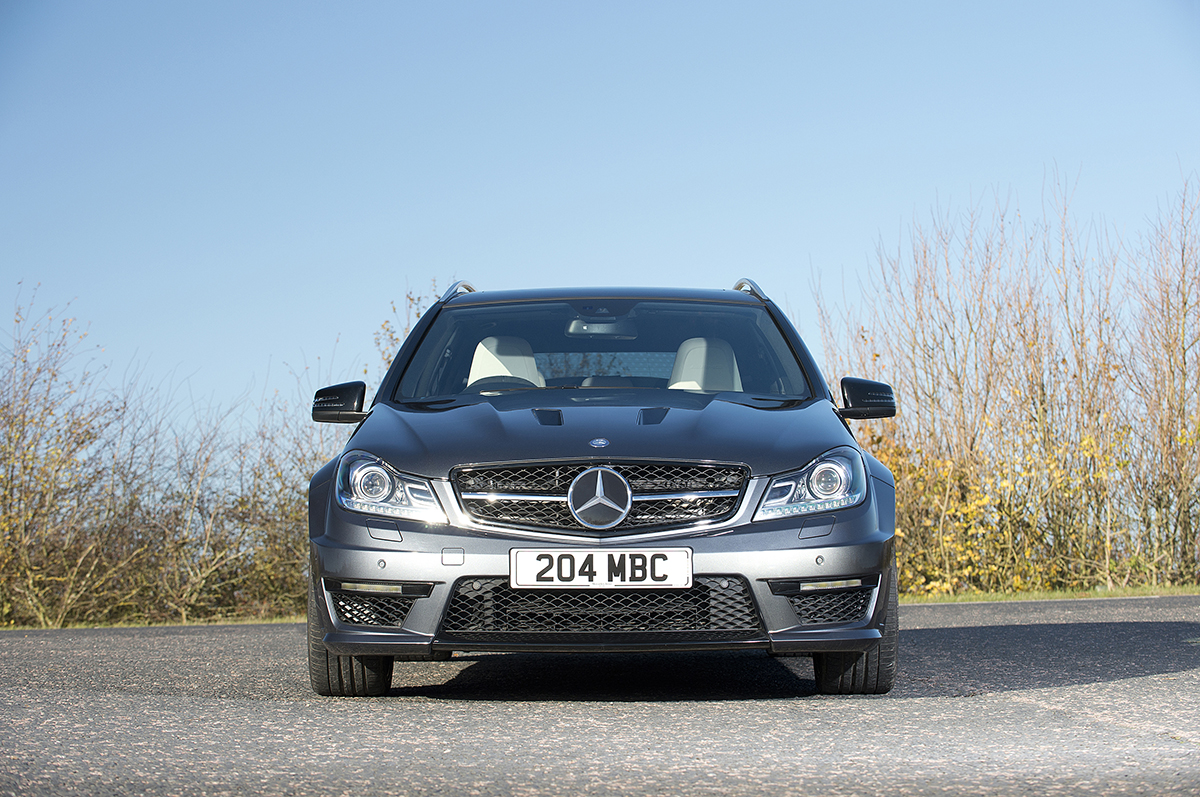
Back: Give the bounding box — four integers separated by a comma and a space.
813, 561, 899, 695
307, 579, 394, 696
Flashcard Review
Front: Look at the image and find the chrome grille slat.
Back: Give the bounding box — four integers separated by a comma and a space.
460, 492, 567, 503
632, 489, 740, 501
459, 490, 741, 503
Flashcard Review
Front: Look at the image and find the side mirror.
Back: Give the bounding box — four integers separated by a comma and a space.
312, 381, 369, 423
838, 377, 896, 420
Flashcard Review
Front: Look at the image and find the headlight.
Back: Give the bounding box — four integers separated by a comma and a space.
336, 451, 447, 524
754, 446, 867, 521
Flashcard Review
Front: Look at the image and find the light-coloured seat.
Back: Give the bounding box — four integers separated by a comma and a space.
467, 336, 545, 387
667, 337, 743, 392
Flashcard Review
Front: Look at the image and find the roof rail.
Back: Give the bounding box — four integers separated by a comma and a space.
732, 278, 769, 302
439, 280, 478, 303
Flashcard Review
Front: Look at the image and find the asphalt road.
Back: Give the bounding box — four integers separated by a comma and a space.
1, 596, 1198, 796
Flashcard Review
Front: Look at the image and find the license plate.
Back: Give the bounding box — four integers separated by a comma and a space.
509, 548, 693, 589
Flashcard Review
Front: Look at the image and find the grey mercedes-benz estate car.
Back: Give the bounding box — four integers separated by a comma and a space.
308, 279, 898, 696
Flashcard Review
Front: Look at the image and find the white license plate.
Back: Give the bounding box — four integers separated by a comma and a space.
509, 548, 693, 589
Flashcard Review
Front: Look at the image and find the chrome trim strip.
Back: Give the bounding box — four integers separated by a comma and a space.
461, 492, 565, 503
632, 490, 740, 502
460, 489, 741, 503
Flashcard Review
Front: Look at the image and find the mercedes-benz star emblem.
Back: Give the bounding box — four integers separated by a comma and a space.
567, 466, 633, 530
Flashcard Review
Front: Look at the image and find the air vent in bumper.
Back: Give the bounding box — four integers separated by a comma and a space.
325, 580, 433, 628
438, 575, 763, 643
768, 577, 878, 626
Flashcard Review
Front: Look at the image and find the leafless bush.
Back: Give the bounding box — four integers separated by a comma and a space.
0, 291, 151, 626
373, 279, 441, 378
0, 290, 358, 626
1128, 181, 1200, 584
824, 179, 1200, 593
7, 180, 1200, 626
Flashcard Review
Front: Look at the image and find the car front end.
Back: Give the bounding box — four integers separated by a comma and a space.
307, 280, 898, 696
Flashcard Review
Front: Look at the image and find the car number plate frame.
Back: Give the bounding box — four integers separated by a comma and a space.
509, 548, 693, 589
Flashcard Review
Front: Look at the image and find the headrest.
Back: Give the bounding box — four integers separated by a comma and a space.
467, 336, 546, 387
667, 337, 742, 392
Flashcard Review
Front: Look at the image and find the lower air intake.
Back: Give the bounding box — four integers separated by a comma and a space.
787, 587, 874, 625
439, 575, 762, 643
330, 591, 416, 627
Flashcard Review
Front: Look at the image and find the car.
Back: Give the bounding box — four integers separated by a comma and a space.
307, 279, 898, 696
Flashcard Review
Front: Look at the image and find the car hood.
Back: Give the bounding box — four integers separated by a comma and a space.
348, 390, 857, 478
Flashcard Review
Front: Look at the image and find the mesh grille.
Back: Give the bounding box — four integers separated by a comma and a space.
454, 462, 747, 533
787, 587, 874, 625
463, 498, 576, 527
457, 465, 584, 495
621, 463, 746, 493
439, 575, 762, 642
330, 591, 417, 627
626, 496, 740, 525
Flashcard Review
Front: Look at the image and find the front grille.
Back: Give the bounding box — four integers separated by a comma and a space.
330, 591, 417, 627
787, 587, 874, 625
439, 575, 763, 643
454, 461, 748, 534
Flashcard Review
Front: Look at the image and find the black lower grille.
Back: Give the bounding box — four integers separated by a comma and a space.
439, 575, 762, 642
330, 591, 416, 627
787, 587, 874, 625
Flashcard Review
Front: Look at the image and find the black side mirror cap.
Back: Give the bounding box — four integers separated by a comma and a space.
838, 377, 897, 420
313, 381, 369, 423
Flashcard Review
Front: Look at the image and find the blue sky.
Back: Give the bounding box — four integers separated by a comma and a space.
3, 1, 1199, 410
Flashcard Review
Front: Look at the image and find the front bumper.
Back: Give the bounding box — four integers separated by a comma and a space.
310, 475, 896, 658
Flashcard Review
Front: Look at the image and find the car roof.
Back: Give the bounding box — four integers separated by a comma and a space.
443, 286, 766, 307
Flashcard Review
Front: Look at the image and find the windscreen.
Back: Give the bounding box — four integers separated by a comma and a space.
395, 300, 811, 401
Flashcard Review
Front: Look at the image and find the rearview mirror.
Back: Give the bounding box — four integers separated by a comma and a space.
838, 377, 896, 420
312, 381, 369, 423
565, 317, 637, 339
